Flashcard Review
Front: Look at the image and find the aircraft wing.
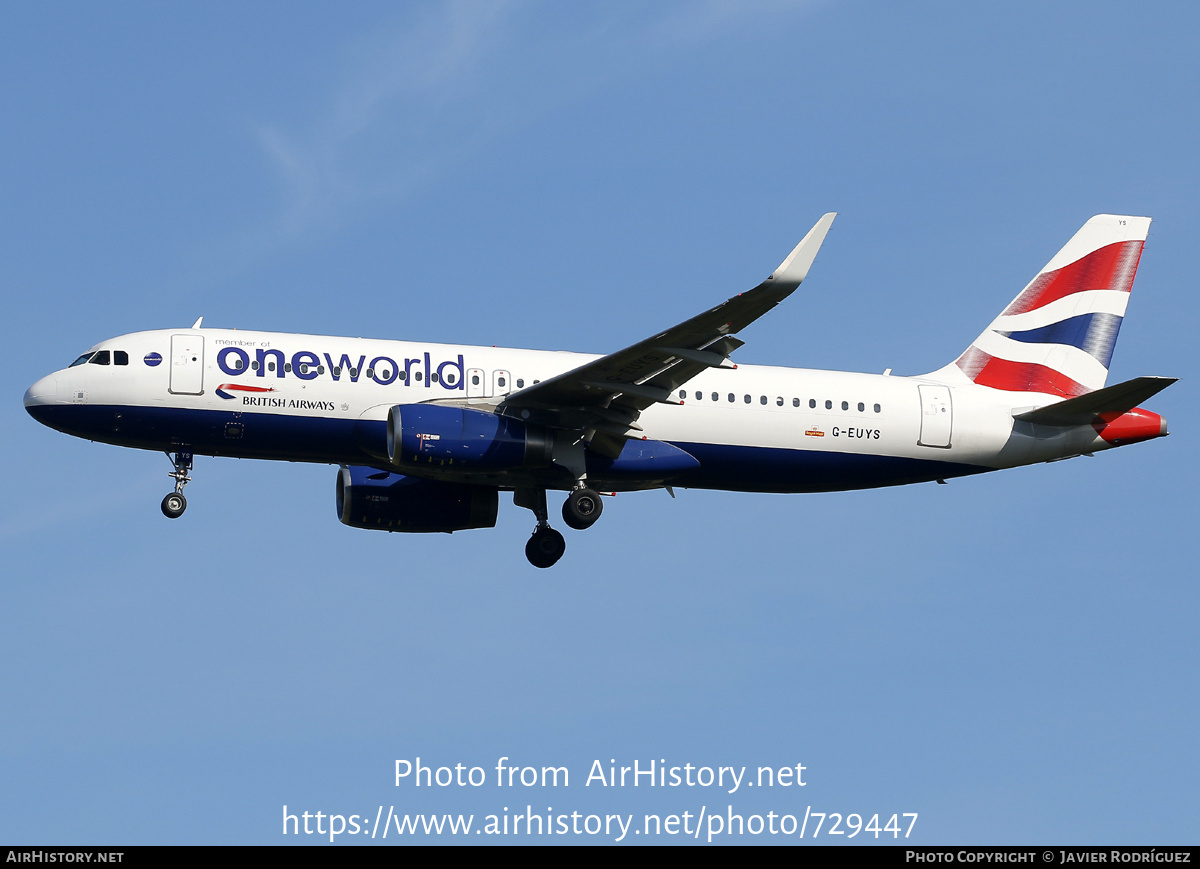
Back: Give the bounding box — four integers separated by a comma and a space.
498, 213, 836, 453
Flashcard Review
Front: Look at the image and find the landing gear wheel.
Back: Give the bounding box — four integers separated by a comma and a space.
161, 450, 193, 519
161, 492, 187, 519
525, 526, 566, 568
562, 487, 603, 530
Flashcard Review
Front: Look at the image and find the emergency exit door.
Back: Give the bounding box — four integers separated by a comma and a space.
918, 384, 952, 448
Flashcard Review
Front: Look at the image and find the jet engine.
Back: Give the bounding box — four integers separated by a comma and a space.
386, 404, 552, 471
335, 465, 498, 533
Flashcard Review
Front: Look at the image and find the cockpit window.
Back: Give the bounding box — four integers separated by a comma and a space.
69, 352, 94, 367
114, 351, 129, 365
88, 350, 111, 365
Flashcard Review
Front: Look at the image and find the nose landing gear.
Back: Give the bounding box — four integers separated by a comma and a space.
160, 450, 193, 519
161, 491, 187, 519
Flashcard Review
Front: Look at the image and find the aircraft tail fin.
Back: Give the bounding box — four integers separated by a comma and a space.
939, 214, 1151, 397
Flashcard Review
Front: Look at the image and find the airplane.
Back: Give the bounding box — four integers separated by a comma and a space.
24, 213, 1175, 568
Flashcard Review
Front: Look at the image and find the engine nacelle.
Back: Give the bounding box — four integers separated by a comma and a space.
387, 404, 552, 471
335, 465, 498, 533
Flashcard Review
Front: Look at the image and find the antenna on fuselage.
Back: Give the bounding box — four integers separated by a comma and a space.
191, 317, 203, 329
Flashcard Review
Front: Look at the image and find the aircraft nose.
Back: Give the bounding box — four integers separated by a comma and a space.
24, 374, 59, 422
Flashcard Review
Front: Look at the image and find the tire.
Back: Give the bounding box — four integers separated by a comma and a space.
161, 492, 187, 519
525, 527, 566, 568
562, 488, 603, 530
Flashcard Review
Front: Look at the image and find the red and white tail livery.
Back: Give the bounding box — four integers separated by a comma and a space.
941, 214, 1149, 398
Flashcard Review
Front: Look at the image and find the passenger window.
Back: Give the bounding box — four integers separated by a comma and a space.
318, 366, 325, 375
776, 396, 783, 406
744, 394, 751, 404
760, 395, 767, 405
114, 351, 129, 366
694, 391, 702, 400
497, 376, 505, 387
793, 398, 800, 407
349, 367, 358, 377
366, 369, 375, 379
728, 393, 735, 403
89, 351, 111, 365
431, 373, 439, 383
874, 404, 881, 413
858, 402, 865, 412
841, 401, 849, 411
284, 363, 292, 373
471, 374, 480, 386
825, 400, 832, 409
712, 392, 718, 402
680, 390, 686, 399
809, 399, 816, 409
254, 361, 261, 371
416, 371, 423, 381
380, 369, 391, 380
515, 379, 523, 388
268, 362, 276, 372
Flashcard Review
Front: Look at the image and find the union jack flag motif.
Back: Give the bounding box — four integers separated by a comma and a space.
949, 214, 1150, 398
215, 383, 276, 400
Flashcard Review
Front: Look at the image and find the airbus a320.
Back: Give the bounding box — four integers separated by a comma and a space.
25, 213, 1174, 567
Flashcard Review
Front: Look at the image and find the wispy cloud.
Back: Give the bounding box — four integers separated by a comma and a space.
256, 1, 518, 240
249, 0, 818, 246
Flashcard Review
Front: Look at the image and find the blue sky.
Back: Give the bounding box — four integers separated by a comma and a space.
2, 1, 1197, 844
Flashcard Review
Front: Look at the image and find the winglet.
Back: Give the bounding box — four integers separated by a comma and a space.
769, 212, 836, 287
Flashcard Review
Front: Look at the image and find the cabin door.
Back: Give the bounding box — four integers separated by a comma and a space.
169, 335, 205, 395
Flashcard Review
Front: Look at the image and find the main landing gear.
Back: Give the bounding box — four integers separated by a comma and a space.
516, 486, 604, 568
562, 486, 603, 530
161, 450, 193, 519
526, 525, 566, 569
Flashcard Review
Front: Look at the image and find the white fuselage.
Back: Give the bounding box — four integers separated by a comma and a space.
24, 326, 1121, 495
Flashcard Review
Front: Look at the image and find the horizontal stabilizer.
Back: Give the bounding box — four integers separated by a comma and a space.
1013, 376, 1176, 425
